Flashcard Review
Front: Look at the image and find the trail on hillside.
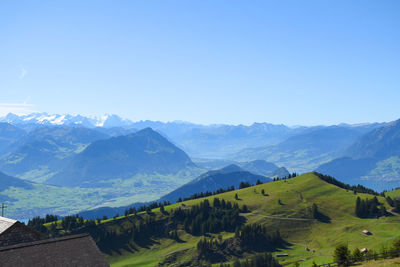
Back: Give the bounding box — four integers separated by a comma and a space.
244, 212, 400, 224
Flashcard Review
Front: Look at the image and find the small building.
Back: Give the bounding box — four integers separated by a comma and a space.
360, 248, 368, 254
0, 216, 43, 247
0, 233, 109, 267
362, 229, 372, 235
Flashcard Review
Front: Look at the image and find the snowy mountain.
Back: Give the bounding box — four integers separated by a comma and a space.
0, 113, 134, 128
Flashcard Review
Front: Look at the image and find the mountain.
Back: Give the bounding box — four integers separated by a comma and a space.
269, 166, 290, 178
0, 171, 32, 191
47, 128, 195, 187
233, 125, 382, 173
130, 121, 332, 158
239, 160, 279, 176
0, 123, 26, 153
317, 119, 400, 190
2, 113, 385, 161
151, 123, 298, 158
0, 126, 108, 181
344, 119, 400, 159
94, 126, 137, 137
159, 164, 270, 203
0, 171, 33, 203
0, 112, 134, 128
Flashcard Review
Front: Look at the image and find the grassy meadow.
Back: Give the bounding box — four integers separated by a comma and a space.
97, 173, 400, 266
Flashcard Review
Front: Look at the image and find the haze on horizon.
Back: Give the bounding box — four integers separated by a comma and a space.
1, 1, 399, 126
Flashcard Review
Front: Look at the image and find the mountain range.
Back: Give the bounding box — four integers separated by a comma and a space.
0, 113, 133, 128
0, 126, 109, 182
317, 119, 400, 191
232, 124, 385, 173
1, 112, 400, 219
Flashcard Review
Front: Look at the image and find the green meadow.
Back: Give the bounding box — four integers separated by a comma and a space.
99, 173, 400, 266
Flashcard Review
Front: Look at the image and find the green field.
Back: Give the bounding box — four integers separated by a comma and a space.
96, 172, 400, 266
39, 172, 400, 266
1, 168, 204, 219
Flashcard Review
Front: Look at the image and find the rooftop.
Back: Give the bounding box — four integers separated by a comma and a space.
0, 216, 17, 235
0, 233, 109, 267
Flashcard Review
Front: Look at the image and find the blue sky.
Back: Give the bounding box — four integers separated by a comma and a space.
0, 0, 399, 125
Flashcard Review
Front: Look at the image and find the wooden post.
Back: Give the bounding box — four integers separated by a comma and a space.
1, 203, 7, 217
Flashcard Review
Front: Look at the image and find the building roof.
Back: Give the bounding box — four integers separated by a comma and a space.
0, 233, 109, 267
0, 216, 17, 235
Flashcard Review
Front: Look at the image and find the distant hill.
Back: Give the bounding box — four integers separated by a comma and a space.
78, 162, 287, 219
159, 164, 270, 203
233, 125, 382, 173
0, 171, 32, 191
0, 126, 108, 181
47, 128, 195, 187
0, 171, 32, 203
269, 166, 290, 178
345, 119, 400, 159
131, 120, 329, 158
0, 123, 26, 153
239, 160, 279, 176
94, 126, 137, 137
317, 119, 400, 191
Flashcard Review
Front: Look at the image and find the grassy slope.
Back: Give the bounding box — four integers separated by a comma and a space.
104, 172, 400, 267
357, 257, 400, 267
386, 189, 400, 199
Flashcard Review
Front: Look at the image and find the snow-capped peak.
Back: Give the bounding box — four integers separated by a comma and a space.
0, 113, 134, 128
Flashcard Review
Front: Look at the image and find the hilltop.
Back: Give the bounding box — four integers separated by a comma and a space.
159, 164, 271, 203
34, 172, 400, 267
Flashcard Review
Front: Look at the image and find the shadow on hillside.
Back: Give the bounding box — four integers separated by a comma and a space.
316, 212, 331, 223
134, 237, 161, 249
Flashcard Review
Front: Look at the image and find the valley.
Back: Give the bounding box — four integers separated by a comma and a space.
1, 113, 400, 266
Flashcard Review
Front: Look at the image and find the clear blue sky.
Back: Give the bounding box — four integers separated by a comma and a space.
1, 0, 399, 125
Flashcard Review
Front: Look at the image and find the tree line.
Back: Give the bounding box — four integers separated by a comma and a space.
385, 196, 400, 212
172, 198, 244, 235
314, 172, 380, 196
333, 237, 400, 266
196, 224, 283, 266
230, 253, 282, 267
355, 196, 388, 218
27, 198, 249, 253
272, 172, 298, 181
177, 186, 235, 203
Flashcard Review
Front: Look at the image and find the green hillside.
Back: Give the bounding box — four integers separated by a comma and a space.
36, 172, 400, 267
